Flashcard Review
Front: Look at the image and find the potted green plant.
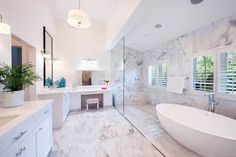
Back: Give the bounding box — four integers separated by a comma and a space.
0, 63, 41, 107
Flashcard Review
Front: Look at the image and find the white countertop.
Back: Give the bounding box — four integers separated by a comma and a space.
0, 100, 53, 138
37, 87, 112, 96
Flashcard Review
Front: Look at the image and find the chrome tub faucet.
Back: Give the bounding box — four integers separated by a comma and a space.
204, 93, 218, 112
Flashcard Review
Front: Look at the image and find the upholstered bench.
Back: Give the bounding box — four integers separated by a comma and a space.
86, 98, 99, 111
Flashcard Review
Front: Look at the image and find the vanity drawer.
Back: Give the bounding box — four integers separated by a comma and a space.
0, 114, 36, 154
0, 104, 52, 154
36, 104, 52, 123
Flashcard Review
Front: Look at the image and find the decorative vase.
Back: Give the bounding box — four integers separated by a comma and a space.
104, 80, 110, 86
1, 90, 24, 108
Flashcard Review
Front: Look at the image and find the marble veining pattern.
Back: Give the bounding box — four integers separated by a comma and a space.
125, 104, 202, 157
124, 47, 147, 106
142, 13, 236, 119
49, 108, 163, 157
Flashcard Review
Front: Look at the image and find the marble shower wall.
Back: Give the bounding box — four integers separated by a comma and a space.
124, 47, 147, 105
111, 44, 147, 108
142, 13, 236, 119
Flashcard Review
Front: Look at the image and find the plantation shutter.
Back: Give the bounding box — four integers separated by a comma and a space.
219, 52, 236, 94
157, 64, 167, 87
149, 66, 158, 86
149, 64, 167, 87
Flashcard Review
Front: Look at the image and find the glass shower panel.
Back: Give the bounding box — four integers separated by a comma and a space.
111, 38, 124, 115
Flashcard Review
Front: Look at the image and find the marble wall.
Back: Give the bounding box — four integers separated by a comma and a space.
111, 42, 147, 109
142, 13, 236, 119
124, 47, 147, 105
111, 13, 236, 119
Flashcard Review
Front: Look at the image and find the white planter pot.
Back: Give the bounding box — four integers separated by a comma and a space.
1, 90, 24, 108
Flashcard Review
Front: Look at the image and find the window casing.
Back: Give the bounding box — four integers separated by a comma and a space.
193, 55, 214, 92
149, 64, 167, 87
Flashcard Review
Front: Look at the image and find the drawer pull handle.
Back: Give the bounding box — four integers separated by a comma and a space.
16, 147, 26, 157
39, 127, 43, 131
13, 130, 27, 142
44, 110, 49, 114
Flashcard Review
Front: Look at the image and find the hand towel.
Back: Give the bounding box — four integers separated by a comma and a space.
167, 76, 186, 94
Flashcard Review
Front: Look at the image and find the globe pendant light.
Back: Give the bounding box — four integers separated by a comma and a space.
0, 15, 11, 35
67, 0, 91, 29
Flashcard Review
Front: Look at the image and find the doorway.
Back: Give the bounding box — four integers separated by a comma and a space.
11, 35, 37, 101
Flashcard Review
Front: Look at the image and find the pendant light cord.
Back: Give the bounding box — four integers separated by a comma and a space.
0, 15, 2, 22
79, 0, 80, 9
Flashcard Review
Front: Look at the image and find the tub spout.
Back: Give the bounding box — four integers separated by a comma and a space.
204, 93, 218, 112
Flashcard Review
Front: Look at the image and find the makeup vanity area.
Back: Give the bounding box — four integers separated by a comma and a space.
38, 69, 112, 129
37, 30, 113, 129
37, 86, 112, 129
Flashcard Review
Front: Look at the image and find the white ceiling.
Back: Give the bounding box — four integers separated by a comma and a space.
50, 0, 122, 26
125, 0, 236, 52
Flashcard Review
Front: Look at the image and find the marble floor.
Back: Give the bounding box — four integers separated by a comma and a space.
49, 108, 164, 157
125, 104, 202, 157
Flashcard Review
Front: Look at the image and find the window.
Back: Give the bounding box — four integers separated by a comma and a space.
219, 51, 236, 94
193, 55, 214, 92
149, 64, 167, 87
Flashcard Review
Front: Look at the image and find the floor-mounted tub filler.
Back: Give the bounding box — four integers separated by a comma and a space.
156, 103, 236, 157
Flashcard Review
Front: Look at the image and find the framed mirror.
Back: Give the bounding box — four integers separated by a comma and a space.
43, 26, 53, 86
76, 70, 107, 86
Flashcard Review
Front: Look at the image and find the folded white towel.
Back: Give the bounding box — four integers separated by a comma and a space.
167, 76, 186, 94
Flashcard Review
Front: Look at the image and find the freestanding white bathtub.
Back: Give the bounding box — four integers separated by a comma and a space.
156, 103, 236, 157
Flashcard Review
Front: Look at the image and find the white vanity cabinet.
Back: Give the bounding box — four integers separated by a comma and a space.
36, 115, 52, 157
1, 145, 18, 157
63, 93, 70, 121
103, 90, 112, 107
0, 101, 52, 157
70, 92, 81, 110
18, 130, 37, 157
38, 92, 70, 129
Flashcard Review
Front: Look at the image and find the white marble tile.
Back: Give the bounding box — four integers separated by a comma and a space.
125, 105, 202, 157
49, 108, 163, 157
101, 132, 163, 157
111, 44, 147, 108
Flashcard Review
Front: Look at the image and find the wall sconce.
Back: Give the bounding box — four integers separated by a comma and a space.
40, 49, 51, 59
0, 15, 11, 35
77, 59, 98, 70
81, 59, 97, 66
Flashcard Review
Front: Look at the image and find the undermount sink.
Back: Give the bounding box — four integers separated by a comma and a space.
0, 115, 19, 127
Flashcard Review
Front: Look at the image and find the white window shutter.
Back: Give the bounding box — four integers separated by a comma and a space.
219, 52, 236, 94
149, 64, 167, 87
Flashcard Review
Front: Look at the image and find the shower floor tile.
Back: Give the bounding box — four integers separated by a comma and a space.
125, 104, 202, 157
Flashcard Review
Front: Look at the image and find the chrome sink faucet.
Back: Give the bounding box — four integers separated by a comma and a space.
204, 93, 218, 112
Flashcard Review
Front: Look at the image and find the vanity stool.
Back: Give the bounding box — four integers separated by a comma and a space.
86, 98, 99, 111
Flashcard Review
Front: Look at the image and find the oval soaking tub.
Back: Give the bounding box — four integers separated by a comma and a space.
156, 103, 236, 157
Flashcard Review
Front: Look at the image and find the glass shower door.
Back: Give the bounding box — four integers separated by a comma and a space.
111, 38, 124, 115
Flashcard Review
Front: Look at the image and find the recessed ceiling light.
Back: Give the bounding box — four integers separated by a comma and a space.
155, 24, 162, 29
191, 0, 204, 4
